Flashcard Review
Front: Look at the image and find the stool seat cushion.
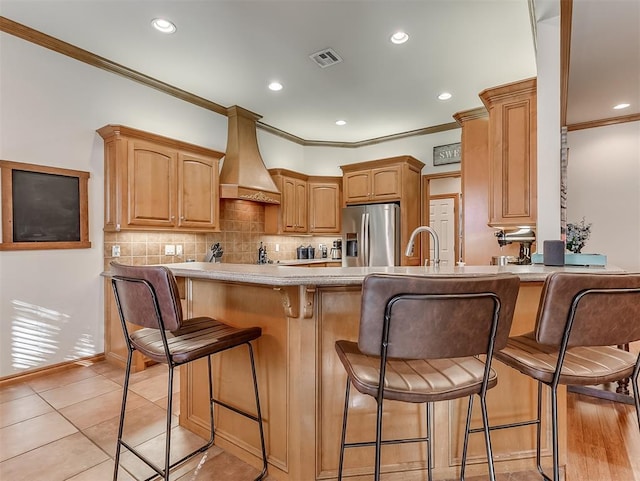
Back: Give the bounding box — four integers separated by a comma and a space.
495, 332, 638, 385
130, 317, 262, 365
335, 340, 497, 403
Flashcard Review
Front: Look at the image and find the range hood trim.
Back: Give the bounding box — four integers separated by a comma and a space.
219, 105, 281, 205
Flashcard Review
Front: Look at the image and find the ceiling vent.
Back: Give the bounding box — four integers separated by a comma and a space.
309, 48, 343, 68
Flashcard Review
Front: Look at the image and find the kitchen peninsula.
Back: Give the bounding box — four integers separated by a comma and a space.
137, 261, 624, 481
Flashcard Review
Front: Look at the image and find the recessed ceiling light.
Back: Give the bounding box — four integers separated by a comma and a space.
151, 18, 176, 34
268, 82, 283, 91
613, 103, 630, 110
390, 31, 409, 45
336, 120, 347, 126
438, 92, 453, 101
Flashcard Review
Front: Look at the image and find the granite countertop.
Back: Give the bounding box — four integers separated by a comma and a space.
145, 261, 626, 287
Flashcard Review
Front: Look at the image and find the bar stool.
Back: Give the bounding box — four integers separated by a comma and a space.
335, 273, 520, 481
110, 262, 268, 481
491, 272, 640, 481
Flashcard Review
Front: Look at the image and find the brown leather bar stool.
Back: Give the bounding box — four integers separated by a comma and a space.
110, 262, 268, 481
335, 273, 520, 481
491, 272, 640, 481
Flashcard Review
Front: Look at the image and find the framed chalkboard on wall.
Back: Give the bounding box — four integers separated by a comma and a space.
0, 160, 91, 250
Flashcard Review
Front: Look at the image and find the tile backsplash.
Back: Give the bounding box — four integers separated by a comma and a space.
104, 199, 340, 268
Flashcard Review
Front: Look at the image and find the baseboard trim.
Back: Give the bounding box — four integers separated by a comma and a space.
0, 354, 106, 387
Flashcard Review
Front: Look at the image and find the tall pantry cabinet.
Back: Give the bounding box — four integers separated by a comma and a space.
456, 78, 537, 265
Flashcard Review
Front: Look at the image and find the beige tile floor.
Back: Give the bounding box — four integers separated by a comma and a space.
0, 361, 265, 481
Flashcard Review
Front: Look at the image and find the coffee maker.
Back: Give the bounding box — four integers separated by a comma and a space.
330, 239, 342, 260
495, 228, 536, 265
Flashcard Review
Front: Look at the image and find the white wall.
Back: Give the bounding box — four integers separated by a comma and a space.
0, 34, 227, 377
297, 129, 462, 176
0, 33, 461, 377
567, 122, 640, 271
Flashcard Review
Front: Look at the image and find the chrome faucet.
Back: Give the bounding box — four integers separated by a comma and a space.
405, 226, 440, 267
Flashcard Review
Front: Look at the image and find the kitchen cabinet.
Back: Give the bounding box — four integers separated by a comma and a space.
340, 156, 424, 265
265, 169, 308, 233
454, 107, 520, 265
308, 177, 342, 233
479, 78, 537, 228
98, 125, 224, 232
342, 163, 402, 203
265, 171, 342, 235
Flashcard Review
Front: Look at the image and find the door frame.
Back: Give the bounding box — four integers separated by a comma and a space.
422, 172, 462, 266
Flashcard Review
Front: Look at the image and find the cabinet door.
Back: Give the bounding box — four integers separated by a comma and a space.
488, 97, 537, 226
344, 171, 371, 204
281, 177, 307, 232
481, 78, 537, 228
126, 139, 176, 228
309, 182, 340, 233
371, 165, 401, 201
294, 179, 308, 232
177, 152, 219, 229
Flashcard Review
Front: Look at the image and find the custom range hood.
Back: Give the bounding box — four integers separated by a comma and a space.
219, 105, 281, 204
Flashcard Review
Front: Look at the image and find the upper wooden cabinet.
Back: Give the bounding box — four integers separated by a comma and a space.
342, 163, 403, 204
265, 170, 342, 234
98, 125, 224, 232
267, 169, 308, 233
340, 156, 424, 266
480, 78, 537, 228
308, 177, 342, 234
454, 107, 520, 265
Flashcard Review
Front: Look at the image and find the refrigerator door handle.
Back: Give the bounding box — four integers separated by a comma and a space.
362, 212, 370, 266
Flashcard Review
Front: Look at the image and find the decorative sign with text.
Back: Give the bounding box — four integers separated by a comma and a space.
433, 142, 461, 166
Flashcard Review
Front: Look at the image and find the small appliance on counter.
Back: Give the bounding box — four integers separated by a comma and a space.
491, 255, 518, 266
296, 245, 315, 260
495, 228, 536, 265
330, 239, 342, 260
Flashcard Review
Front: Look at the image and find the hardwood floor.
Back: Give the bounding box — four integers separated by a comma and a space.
567, 391, 640, 481
0, 360, 638, 480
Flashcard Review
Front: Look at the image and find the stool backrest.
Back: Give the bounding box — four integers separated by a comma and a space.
358, 274, 520, 359
536, 272, 640, 347
110, 262, 183, 331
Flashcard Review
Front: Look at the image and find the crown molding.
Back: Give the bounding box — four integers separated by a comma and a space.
1, 16, 460, 147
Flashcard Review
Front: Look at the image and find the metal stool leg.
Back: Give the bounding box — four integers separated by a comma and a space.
337, 379, 351, 481
113, 349, 133, 481
479, 392, 496, 481
550, 385, 560, 481
247, 342, 268, 481
163, 365, 174, 481
460, 395, 474, 481
632, 362, 640, 432
426, 402, 433, 481
374, 396, 385, 481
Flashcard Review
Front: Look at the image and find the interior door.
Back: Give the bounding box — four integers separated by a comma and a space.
429, 195, 458, 267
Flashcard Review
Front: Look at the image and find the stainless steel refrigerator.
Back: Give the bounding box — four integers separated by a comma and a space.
342, 203, 400, 267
